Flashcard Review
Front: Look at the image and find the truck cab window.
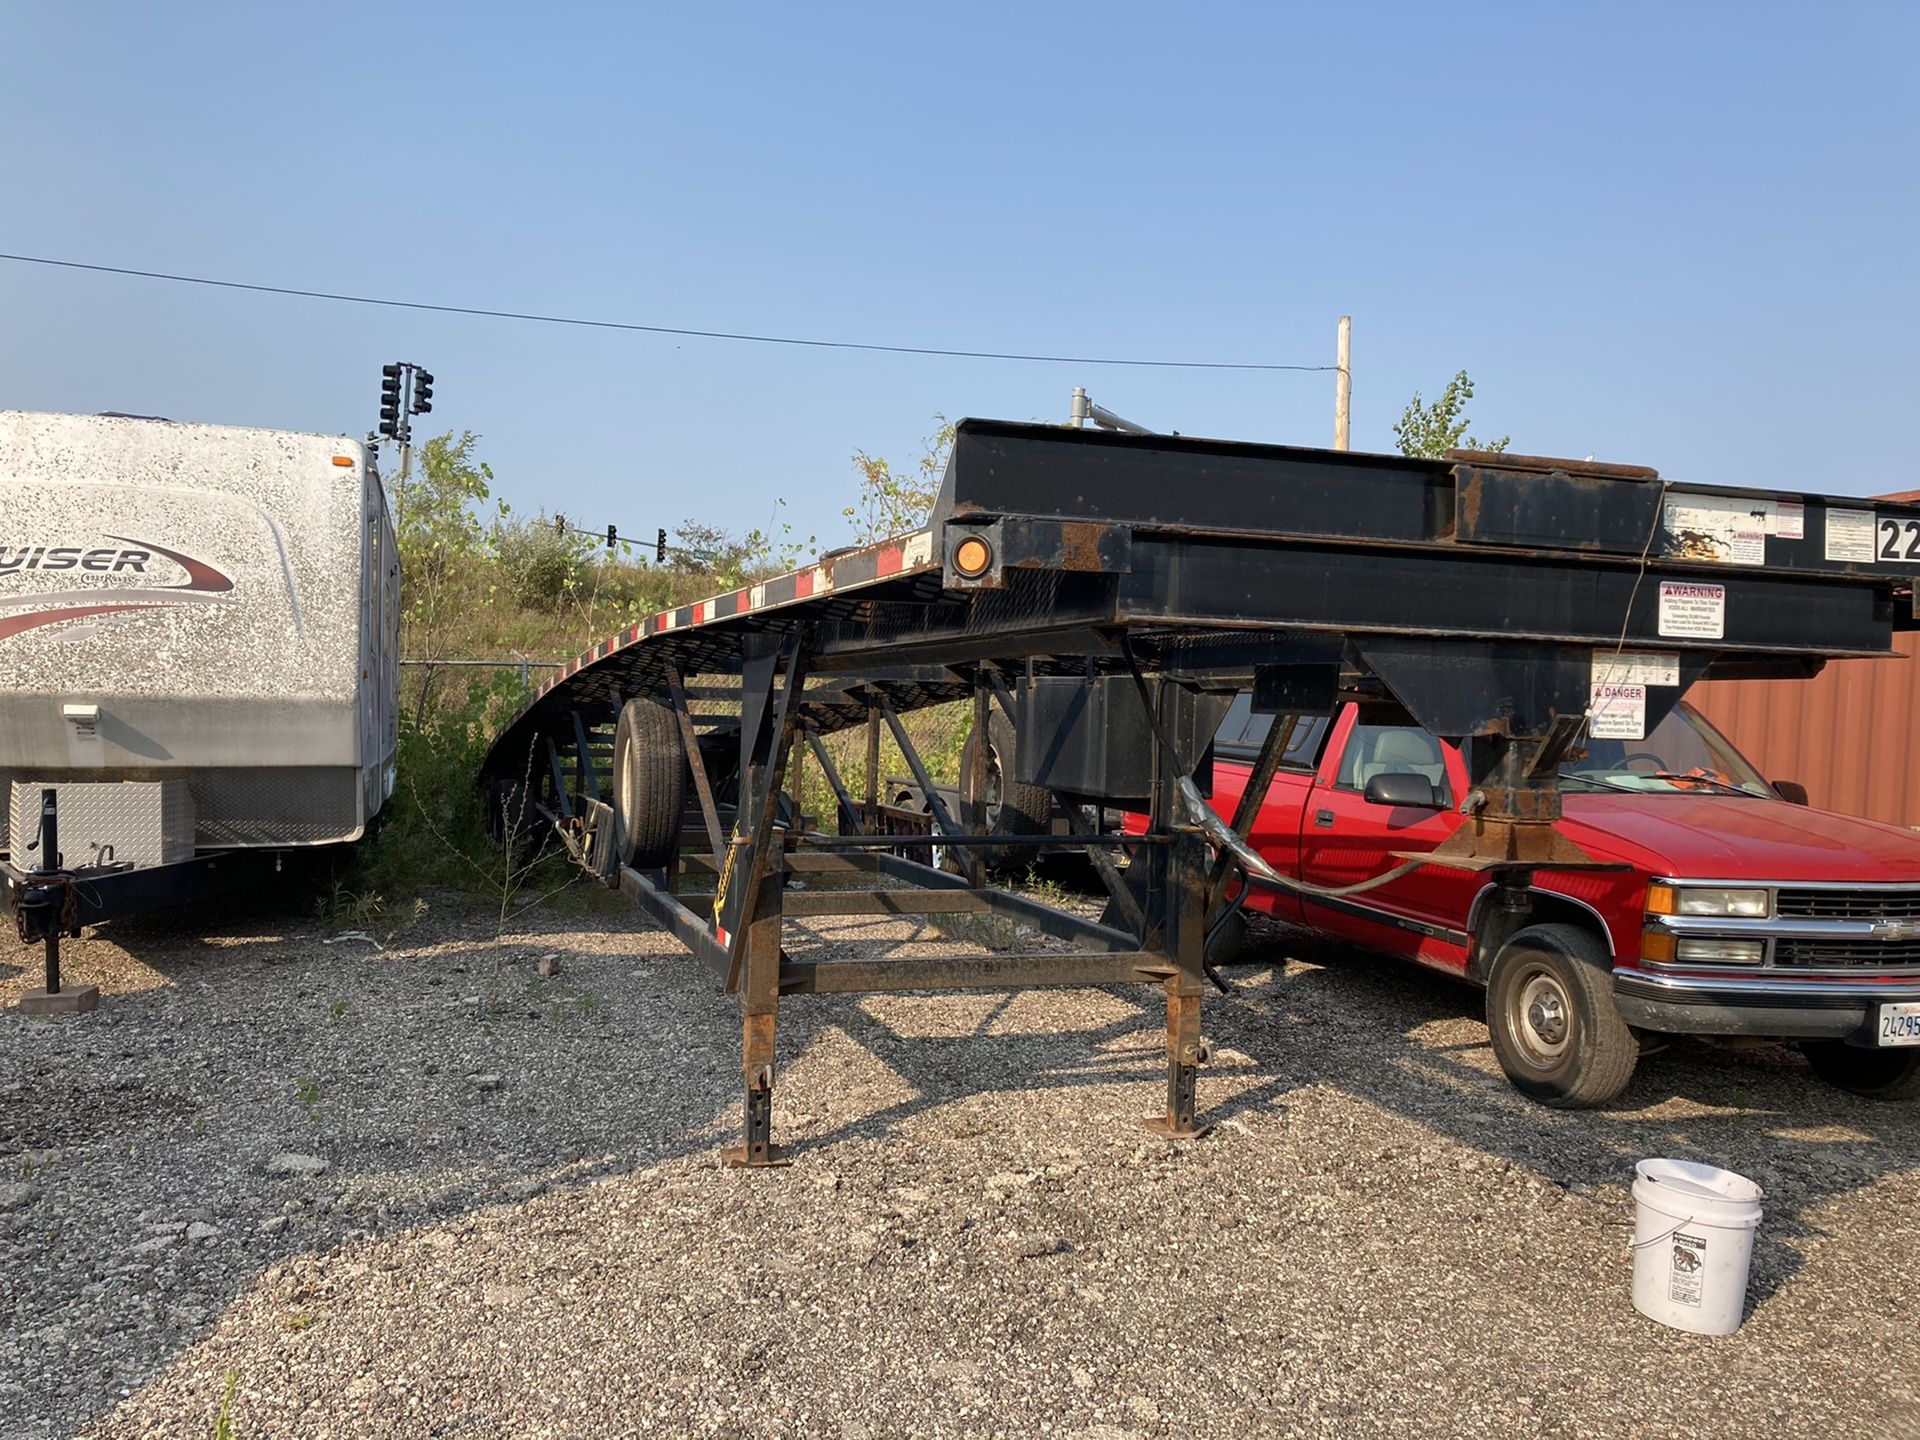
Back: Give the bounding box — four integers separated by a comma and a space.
1212, 694, 1330, 769
1336, 725, 1450, 803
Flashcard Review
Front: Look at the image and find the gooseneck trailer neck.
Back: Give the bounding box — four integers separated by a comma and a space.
483, 419, 1920, 1164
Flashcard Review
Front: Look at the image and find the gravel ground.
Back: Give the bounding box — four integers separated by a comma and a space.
2, 882, 1916, 1440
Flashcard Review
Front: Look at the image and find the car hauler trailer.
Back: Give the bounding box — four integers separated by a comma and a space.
481, 419, 1920, 1163
1, 411, 398, 1010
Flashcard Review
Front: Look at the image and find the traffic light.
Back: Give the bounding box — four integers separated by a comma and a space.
377, 363, 403, 439
411, 369, 434, 416
656, 527, 667, 564
606, 524, 617, 551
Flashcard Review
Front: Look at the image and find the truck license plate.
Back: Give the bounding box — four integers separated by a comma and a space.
1878, 1003, 1920, 1047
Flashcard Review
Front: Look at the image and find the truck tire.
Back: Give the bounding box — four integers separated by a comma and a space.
1486, 924, 1638, 1109
613, 693, 685, 870
1802, 1042, 1920, 1101
959, 705, 1051, 871
1206, 906, 1254, 966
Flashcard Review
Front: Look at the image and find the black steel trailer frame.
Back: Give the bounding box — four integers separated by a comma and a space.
482, 420, 1920, 1164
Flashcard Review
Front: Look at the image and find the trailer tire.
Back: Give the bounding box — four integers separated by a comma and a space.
960, 706, 1051, 871
1802, 1042, 1920, 1101
613, 693, 686, 870
1486, 923, 1638, 1109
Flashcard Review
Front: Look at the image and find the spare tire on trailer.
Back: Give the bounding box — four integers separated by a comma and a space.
613, 692, 686, 870
959, 703, 1052, 872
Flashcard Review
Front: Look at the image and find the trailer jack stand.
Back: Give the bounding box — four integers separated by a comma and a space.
15, 790, 97, 1018
1144, 1058, 1212, 1140
1144, 1000, 1212, 1140
723, 1078, 789, 1169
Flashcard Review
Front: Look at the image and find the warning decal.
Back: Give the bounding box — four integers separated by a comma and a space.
1669, 1232, 1707, 1308
1589, 683, 1647, 741
1657, 581, 1725, 640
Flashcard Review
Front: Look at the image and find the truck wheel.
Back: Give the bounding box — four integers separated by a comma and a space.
613, 693, 686, 869
1486, 924, 1638, 1109
1802, 1042, 1920, 1101
1206, 907, 1254, 966
960, 705, 1051, 870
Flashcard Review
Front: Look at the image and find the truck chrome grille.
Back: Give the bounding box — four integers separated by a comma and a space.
1774, 888, 1920, 921
1773, 938, 1920, 969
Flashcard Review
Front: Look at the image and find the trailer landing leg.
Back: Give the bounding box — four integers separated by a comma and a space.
15, 790, 98, 1017
1146, 830, 1210, 1140
723, 1012, 789, 1168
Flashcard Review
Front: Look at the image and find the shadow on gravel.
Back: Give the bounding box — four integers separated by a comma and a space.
1191, 925, 1920, 1316
770, 914, 1917, 1322
0, 890, 842, 1439
5, 889, 1915, 1435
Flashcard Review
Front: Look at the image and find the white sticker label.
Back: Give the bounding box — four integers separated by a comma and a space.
1669, 1233, 1707, 1307
1589, 682, 1647, 740
1592, 650, 1680, 688
1772, 502, 1805, 540
902, 531, 934, 568
1826, 508, 1877, 562
1658, 580, 1726, 639
1665, 496, 1773, 566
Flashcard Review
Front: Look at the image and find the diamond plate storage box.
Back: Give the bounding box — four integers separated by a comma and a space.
8, 781, 195, 869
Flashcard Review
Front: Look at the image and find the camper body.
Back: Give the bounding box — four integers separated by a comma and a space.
0, 411, 397, 925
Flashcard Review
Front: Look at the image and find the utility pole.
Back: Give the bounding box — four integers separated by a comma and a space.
1334, 316, 1352, 451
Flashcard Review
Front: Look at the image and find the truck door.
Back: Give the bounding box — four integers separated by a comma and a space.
1207, 698, 1330, 926
1295, 707, 1475, 970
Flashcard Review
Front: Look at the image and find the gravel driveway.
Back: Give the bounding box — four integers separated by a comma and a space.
2, 885, 1914, 1439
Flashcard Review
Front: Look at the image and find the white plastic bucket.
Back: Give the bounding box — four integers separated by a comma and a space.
1630, 1158, 1764, 1336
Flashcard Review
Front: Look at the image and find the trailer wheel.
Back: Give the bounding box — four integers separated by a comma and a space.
1486, 924, 1638, 1109
960, 705, 1051, 870
1802, 1042, 1920, 1101
613, 693, 686, 870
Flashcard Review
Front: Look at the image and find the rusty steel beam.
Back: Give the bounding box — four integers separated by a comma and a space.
779, 950, 1172, 995
783, 889, 999, 918
664, 661, 727, 858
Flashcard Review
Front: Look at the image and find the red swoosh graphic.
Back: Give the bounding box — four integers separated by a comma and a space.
105, 535, 234, 593
0, 602, 170, 641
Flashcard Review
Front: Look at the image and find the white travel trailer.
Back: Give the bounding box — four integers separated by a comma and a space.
0, 410, 398, 960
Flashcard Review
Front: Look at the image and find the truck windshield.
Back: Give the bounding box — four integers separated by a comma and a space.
1560, 704, 1774, 797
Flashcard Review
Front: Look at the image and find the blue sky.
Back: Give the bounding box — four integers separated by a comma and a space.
3, 3, 1915, 550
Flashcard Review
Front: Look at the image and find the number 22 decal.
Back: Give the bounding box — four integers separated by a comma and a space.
1878, 518, 1920, 561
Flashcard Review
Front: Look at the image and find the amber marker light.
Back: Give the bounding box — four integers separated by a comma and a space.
331, 455, 355, 467
954, 537, 992, 577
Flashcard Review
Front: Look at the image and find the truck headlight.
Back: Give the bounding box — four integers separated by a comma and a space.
1674, 937, 1767, 965
1646, 884, 1769, 919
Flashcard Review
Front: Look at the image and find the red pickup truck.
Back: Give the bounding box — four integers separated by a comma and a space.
1182, 695, 1920, 1108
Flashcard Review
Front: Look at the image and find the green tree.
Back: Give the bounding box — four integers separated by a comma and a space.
1393, 371, 1509, 459
392, 432, 499, 722
845, 417, 954, 542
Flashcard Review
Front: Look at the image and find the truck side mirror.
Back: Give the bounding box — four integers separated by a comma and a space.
1362, 773, 1441, 809
1772, 779, 1809, 806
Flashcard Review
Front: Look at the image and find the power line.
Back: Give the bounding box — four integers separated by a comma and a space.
0, 251, 1337, 374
